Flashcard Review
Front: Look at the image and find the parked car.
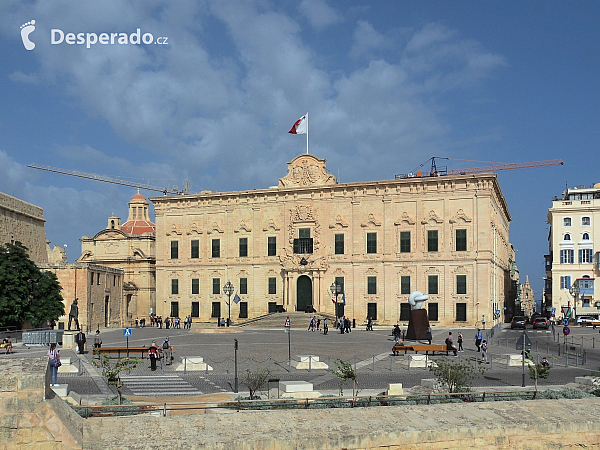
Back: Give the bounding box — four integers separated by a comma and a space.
577, 316, 597, 326
510, 316, 526, 329
532, 317, 549, 329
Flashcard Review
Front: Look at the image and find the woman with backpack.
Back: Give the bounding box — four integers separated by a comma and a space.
148, 341, 160, 371
47, 343, 61, 386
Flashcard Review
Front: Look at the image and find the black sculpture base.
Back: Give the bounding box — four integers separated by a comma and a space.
406, 309, 430, 341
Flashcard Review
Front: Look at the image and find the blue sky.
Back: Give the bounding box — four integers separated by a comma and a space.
1, 1, 599, 305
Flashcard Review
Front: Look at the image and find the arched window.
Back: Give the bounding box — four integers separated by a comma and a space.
564, 233, 571, 241
582, 232, 590, 240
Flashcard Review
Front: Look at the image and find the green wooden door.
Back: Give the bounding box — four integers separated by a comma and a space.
296, 276, 313, 312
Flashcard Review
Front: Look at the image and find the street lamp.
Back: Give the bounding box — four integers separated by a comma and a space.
330, 281, 342, 326
569, 281, 580, 322
223, 281, 234, 327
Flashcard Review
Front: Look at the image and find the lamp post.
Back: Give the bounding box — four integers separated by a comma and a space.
569, 281, 580, 323
330, 281, 342, 326
223, 281, 234, 327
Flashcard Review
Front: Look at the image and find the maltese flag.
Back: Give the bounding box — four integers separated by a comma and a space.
288, 114, 307, 134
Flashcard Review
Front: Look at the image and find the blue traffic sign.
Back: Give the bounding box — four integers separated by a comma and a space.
123, 328, 132, 337
562, 318, 569, 326
563, 326, 570, 336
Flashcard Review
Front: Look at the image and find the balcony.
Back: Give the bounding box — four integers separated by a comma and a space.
544, 254, 552, 272
293, 238, 313, 254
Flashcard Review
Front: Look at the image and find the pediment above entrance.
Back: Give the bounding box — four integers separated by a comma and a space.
278, 249, 329, 272
278, 154, 336, 188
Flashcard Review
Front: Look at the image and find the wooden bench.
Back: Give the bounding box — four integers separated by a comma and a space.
95, 347, 148, 358
392, 344, 449, 356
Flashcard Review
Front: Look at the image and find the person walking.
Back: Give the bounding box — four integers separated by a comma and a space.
47, 343, 60, 386
93, 330, 102, 349
426, 326, 432, 345
316, 318, 321, 331
75, 329, 86, 355
457, 332, 464, 352
482, 315, 487, 330
148, 341, 159, 371
323, 318, 328, 335
392, 324, 401, 343
481, 339, 488, 363
445, 332, 458, 356
475, 329, 483, 352
162, 337, 172, 365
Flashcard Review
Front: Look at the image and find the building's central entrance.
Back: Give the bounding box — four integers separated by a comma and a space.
296, 275, 313, 312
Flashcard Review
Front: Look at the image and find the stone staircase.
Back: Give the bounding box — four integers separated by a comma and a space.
120, 375, 201, 397
237, 311, 335, 328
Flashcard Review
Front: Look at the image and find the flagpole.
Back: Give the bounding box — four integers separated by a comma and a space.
306, 112, 309, 154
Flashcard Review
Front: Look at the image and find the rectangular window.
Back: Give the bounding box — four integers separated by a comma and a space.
456, 275, 467, 295
400, 231, 411, 253
560, 275, 572, 290
170, 302, 179, 318
191, 302, 200, 318
90, 272, 94, 285
113, 275, 116, 287
367, 303, 378, 321
334, 234, 345, 255
456, 229, 467, 252
582, 216, 591, 226
336, 303, 345, 318
268, 237, 277, 256
428, 303, 439, 321
97, 273, 101, 285
191, 278, 199, 295
239, 302, 248, 319
268, 277, 276, 295
212, 278, 220, 295
211, 302, 221, 318
171, 279, 179, 295
191, 240, 199, 259
456, 303, 467, 322
299, 228, 310, 239
366, 232, 377, 254
427, 230, 438, 252
240, 278, 248, 295
212, 239, 220, 258
294, 229, 313, 254
563, 217, 572, 227
367, 276, 377, 295
400, 276, 411, 295
171, 241, 179, 259
400, 303, 411, 321
560, 249, 574, 264
428, 275, 439, 295
334, 276, 345, 295
579, 248, 593, 263
239, 237, 248, 257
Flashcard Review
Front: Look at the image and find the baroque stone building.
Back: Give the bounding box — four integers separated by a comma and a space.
0, 192, 47, 263
545, 183, 600, 319
151, 154, 513, 326
78, 192, 156, 322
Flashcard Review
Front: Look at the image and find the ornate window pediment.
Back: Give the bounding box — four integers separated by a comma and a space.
166, 224, 183, 236
394, 212, 416, 226
450, 209, 472, 224
234, 220, 252, 233
186, 223, 203, 235
329, 215, 349, 229
263, 219, 280, 232
291, 205, 315, 222
207, 222, 224, 234
421, 211, 443, 225
361, 213, 382, 228
365, 267, 378, 275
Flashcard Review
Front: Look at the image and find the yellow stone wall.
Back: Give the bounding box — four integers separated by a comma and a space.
151, 154, 512, 326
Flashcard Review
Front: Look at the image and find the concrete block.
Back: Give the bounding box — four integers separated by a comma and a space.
281, 391, 321, 399
174, 357, 212, 371
299, 355, 320, 362
409, 354, 427, 368
387, 383, 403, 396
575, 376, 594, 386
496, 354, 522, 367
279, 381, 313, 393
421, 379, 437, 389
50, 384, 68, 398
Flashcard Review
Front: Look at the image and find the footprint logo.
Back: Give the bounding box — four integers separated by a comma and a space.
20, 20, 36, 50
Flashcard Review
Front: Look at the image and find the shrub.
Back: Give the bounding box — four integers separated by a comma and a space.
536, 387, 593, 400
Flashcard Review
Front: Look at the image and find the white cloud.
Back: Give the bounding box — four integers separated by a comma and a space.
8, 71, 39, 84
298, 0, 341, 29
350, 20, 389, 59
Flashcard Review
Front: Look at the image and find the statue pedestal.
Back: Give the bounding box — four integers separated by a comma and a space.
406, 309, 430, 341
62, 332, 77, 350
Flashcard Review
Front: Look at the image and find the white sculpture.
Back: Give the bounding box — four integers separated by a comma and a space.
408, 291, 429, 310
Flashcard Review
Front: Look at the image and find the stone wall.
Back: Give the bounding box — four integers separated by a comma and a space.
0, 358, 81, 448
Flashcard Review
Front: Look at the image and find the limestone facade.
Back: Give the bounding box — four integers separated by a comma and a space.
151, 154, 512, 326
78, 192, 156, 322
545, 183, 600, 319
38, 262, 124, 331
0, 191, 47, 263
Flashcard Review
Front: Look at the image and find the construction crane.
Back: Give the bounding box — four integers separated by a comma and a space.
395, 157, 564, 179
27, 164, 189, 195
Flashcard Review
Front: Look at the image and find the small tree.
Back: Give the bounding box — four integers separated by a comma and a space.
241, 368, 270, 400
93, 351, 140, 404
429, 357, 484, 393
331, 359, 358, 399
523, 351, 553, 390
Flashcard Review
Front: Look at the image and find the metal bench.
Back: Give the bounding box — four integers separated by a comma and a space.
392, 344, 448, 356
